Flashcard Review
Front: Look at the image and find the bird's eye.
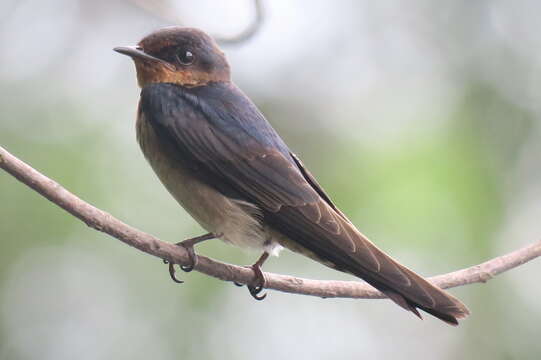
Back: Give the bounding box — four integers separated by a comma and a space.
177, 50, 194, 65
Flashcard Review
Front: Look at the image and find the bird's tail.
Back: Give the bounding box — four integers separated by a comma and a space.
272, 162, 469, 324
343, 237, 470, 325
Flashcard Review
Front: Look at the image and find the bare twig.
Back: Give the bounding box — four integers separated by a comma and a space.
1, 144, 540, 299
128, 0, 184, 27
127, 0, 264, 45
215, 0, 264, 45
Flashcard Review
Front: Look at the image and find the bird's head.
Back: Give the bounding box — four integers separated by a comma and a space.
114, 27, 230, 88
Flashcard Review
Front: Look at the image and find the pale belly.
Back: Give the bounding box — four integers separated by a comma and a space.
136, 112, 282, 255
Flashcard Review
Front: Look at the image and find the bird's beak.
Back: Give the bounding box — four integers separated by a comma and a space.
113, 46, 175, 71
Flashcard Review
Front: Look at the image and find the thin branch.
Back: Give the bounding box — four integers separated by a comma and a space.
1, 144, 540, 299
127, 0, 264, 45
128, 0, 184, 27
215, 0, 264, 45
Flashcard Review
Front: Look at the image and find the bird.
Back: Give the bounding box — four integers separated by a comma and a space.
114, 26, 469, 325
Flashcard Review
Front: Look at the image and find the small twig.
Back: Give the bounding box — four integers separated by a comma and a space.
128, 0, 184, 27
1, 144, 540, 299
214, 0, 264, 45
127, 0, 264, 45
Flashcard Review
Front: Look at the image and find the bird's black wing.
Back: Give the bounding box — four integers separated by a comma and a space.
140, 82, 468, 324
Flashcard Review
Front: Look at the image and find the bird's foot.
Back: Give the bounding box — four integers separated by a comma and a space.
247, 263, 267, 300
234, 252, 270, 300
164, 232, 220, 284
163, 259, 184, 283
176, 240, 199, 272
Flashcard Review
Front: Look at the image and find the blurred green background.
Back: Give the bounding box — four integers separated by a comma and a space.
1, 0, 540, 359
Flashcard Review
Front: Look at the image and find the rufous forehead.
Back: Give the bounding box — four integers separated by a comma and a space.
138, 27, 215, 54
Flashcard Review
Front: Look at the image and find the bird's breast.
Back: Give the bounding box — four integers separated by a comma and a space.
135, 109, 279, 254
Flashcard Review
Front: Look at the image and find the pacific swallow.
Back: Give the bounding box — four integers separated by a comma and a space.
114, 26, 469, 325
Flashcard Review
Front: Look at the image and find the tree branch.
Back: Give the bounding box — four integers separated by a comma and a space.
1, 144, 540, 299
127, 0, 264, 45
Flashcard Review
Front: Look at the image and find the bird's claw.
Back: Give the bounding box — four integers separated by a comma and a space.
248, 285, 266, 300
163, 233, 218, 285
246, 264, 267, 300
231, 266, 266, 299
164, 259, 184, 284
161, 240, 197, 284
176, 241, 198, 272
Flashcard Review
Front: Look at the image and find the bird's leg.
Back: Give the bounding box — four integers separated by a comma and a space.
243, 251, 270, 301
176, 232, 219, 272
164, 232, 221, 283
